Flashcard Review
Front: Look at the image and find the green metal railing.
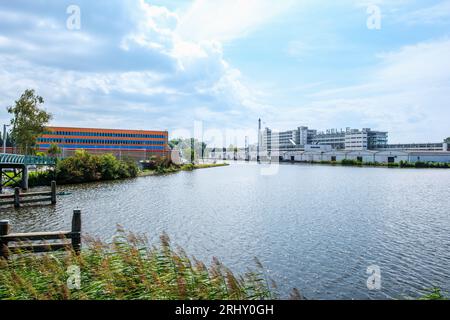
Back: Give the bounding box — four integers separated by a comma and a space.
0, 153, 56, 166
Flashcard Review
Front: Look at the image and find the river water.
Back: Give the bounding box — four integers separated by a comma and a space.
1, 162, 449, 299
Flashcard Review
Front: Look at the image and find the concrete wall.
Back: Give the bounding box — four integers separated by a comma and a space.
289, 150, 450, 163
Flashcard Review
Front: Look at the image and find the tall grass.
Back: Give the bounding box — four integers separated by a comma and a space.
419, 288, 449, 300
0, 229, 274, 300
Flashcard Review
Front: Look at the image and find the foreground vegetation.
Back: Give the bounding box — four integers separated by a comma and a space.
419, 288, 449, 300
287, 159, 450, 169
0, 230, 274, 300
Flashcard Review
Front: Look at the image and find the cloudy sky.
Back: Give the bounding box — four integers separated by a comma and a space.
0, 0, 449, 144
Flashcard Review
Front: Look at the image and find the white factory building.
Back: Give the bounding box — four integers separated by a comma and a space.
206, 122, 449, 164
281, 150, 450, 164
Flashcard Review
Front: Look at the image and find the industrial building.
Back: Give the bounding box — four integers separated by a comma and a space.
281, 150, 450, 164
261, 126, 388, 151
254, 122, 450, 164
375, 142, 448, 152
262, 126, 317, 152
37, 126, 169, 160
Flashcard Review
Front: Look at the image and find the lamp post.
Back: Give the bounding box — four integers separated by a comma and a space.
2, 124, 10, 154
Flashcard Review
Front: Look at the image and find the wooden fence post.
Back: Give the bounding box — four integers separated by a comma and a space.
0, 220, 10, 259
14, 187, 20, 208
51, 181, 56, 205
71, 210, 81, 254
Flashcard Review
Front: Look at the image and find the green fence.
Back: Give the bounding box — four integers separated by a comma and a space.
0, 153, 56, 166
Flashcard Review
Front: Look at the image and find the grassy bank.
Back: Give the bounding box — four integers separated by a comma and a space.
139, 163, 229, 176
284, 159, 449, 169
0, 230, 273, 300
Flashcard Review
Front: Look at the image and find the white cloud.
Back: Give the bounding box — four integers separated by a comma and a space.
399, 0, 450, 25
0, 0, 278, 133
269, 38, 450, 143
176, 0, 296, 42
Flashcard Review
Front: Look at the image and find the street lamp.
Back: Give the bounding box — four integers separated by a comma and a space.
2, 124, 10, 154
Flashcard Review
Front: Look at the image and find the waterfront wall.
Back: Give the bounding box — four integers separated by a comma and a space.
208, 149, 450, 164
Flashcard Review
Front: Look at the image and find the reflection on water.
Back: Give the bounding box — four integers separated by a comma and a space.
1, 162, 449, 299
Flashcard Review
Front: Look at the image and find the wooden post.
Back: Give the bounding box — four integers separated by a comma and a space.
0, 220, 10, 259
0, 166, 3, 194
71, 209, 81, 254
21, 165, 28, 190
51, 181, 56, 205
14, 187, 20, 208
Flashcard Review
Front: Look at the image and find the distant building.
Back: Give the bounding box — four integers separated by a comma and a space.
262, 126, 317, 152
37, 126, 169, 160
281, 150, 450, 164
375, 142, 447, 152
261, 126, 388, 151
344, 128, 388, 151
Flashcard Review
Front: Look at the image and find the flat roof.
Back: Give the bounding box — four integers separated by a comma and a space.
45, 126, 168, 134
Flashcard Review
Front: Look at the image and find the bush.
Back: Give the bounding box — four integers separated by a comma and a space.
341, 159, 361, 166
56, 150, 139, 184
28, 170, 55, 187
141, 156, 180, 175
180, 163, 195, 171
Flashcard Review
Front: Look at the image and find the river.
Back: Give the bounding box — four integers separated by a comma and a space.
1, 161, 449, 299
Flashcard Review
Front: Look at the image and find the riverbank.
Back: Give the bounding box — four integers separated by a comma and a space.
0, 230, 273, 300
139, 163, 229, 177
2, 153, 229, 188
281, 159, 450, 169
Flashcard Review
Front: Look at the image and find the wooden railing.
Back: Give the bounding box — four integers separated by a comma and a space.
0, 209, 81, 259
0, 181, 56, 207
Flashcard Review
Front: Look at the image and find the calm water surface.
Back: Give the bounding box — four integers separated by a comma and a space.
1, 162, 449, 299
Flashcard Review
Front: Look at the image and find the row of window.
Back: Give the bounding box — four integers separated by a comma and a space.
39, 144, 165, 151
44, 131, 166, 139
38, 138, 166, 145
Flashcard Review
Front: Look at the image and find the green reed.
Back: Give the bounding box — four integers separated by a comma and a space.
0, 229, 274, 300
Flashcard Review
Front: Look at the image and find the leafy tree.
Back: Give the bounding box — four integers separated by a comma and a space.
445, 137, 450, 143
170, 138, 207, 163
7, 89, 52, 154
47, 143, 62, 157
0, 131, 13, 151
169, 138, 182, 149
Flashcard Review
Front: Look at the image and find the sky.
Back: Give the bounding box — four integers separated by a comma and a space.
0, 0, 449, 144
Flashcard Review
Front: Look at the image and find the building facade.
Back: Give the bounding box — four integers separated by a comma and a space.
281, 150, 450, 164
37, 126, 169, 160
375, 142, 447, 152
261, 126, 388, 151
262, 126, 317, 152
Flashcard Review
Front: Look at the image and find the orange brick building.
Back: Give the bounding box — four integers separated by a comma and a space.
37, 126, 169, 160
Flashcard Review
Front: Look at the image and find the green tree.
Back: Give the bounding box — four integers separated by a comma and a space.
7, 89, 52, 155
47, 143, 62, 157
445, 137, 450, 143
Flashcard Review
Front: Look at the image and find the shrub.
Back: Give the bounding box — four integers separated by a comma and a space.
341, 159, 361, 166
56, 150, 139, 184
99, 154, 120, 180
28, 170, 55, 187
180, 163, 195, 171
